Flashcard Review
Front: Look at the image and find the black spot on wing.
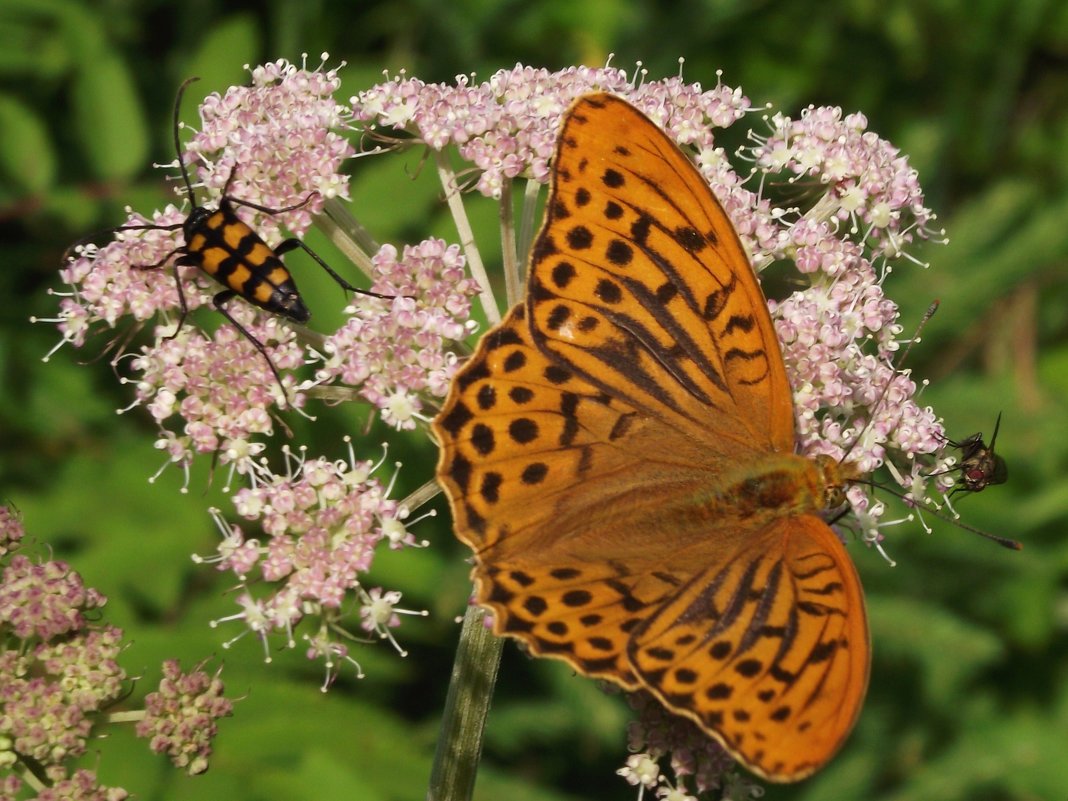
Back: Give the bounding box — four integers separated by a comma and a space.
567, 226, 593, 250
509, 418, 539, 444
470, 423, 495, 456
439, 401, 473, 436
476, 384, 496, 410
552, 261, 576, 288
479, 472, 501, 503
521, 462, 548, 484
503, 351, 526, 372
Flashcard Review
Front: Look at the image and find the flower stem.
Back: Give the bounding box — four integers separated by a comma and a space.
315, 197, 379, 278
434, 151, 500, 326
516, 177, 542, 286
499, 179, 521, 307
426, 605, 503, 801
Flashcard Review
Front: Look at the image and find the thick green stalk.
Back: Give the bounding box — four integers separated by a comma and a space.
426, 605, 503, 801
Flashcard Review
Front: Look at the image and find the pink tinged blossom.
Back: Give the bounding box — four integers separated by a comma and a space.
358, 587, 427, 657
315, 239, 479, 428
0, 775, 23, 799
186, 57, 355, 244
34, 626, 127, 712
0, 505, 24, 559
622, 690, 737, 797
0, 556, 106, 641
20, 769, 128, 801
359, 587, 403, 633
135, 660, 233, 776
58, 207, 205, 333
304, 629, 365, 690
751, 104, 935, 244
770, 276, 947, 506
129, 306, 304, 461
202, 444, 426, 677
212, 520, 262, 578
0, 677, 91, 780
352, 66, 750, 200
617, 752, 660, 789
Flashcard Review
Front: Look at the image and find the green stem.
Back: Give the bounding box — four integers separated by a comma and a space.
426, 604, 503, 801
516, 178, 541, 287
315, 197, 379, 279
499, 179, 521, 307
434, 150, 500, 326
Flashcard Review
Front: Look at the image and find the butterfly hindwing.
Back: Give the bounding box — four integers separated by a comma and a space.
629, 516, 869, 781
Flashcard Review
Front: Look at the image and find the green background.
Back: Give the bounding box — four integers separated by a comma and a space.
2, 1, 1066, 799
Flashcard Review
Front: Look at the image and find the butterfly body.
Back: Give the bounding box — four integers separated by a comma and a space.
435, 94, 869, 781
690, 452, 849, 523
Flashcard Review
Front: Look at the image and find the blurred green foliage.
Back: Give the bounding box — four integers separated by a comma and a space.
2, 1, 1066, 799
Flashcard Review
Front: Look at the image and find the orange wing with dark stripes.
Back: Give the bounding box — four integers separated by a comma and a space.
434, 93, 869, 782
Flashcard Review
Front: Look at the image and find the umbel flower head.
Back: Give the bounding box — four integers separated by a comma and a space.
45, 56, 974, 797
352, 62, 957, 519
48, 56, 480, 481
350, 60, 959, 795
0, 506, 233, 793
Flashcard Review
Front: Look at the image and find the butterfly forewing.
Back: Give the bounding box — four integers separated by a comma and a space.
528, 94, 794, 455
434, 93, 871, 783
436, 304, 718, 683
439, 305, 651, 552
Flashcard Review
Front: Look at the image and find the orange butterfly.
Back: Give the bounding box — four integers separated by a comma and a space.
434, 93, 869, 782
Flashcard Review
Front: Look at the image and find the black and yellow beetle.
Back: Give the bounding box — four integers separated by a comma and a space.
73, 76, 388, 393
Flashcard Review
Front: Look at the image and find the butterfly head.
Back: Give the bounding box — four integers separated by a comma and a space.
812, 454, 862, 512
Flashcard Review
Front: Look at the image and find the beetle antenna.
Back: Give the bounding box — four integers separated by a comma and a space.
173, 77, 201, 207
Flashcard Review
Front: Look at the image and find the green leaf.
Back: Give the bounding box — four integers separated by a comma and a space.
868, 595, 1004, 700
72, 54, 148, 181
0, 93, 55, 194
185, 13, 261, 93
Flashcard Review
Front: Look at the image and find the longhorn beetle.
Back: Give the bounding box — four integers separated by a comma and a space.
70, 76, 390, 396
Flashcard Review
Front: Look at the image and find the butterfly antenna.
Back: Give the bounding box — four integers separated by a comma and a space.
850, 477, 1022, 550
839, 299, 940, 465
173, 76, 201, 207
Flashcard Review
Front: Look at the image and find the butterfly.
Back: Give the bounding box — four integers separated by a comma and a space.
943, 413, 1008, 495
433, 93, 869, 782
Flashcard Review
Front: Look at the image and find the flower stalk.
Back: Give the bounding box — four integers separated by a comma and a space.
427, 606, 504, 801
